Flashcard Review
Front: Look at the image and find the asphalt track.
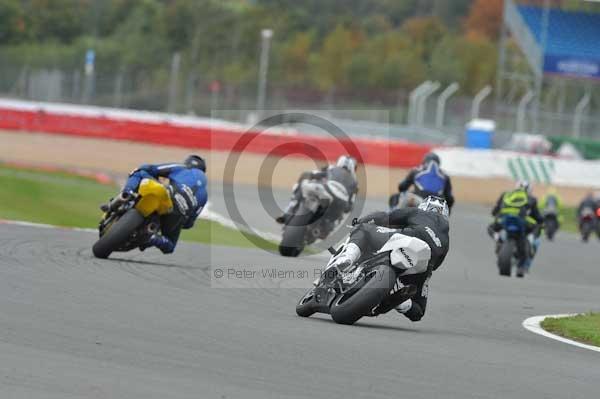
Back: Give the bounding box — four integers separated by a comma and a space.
1, 184, 599, 398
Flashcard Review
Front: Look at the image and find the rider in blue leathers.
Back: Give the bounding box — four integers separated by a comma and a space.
390, 153, 455, 211
115, 155, 208, 254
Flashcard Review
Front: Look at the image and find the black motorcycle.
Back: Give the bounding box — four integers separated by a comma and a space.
495, 215, 530, 278
279, 179, 349, 257
579, 207, 598, 242
543, 212, 559, 241
296, 233, 429, 325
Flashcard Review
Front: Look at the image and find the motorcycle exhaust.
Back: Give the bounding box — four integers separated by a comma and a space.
311, 227, 321, 239
120, 191, 133, 201
147, 222, 160, 235
106, 191, 134, 212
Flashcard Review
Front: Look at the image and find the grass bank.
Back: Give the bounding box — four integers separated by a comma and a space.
559, 207, 579, 234
0, 165, 277, 250
541, 313, 600, 347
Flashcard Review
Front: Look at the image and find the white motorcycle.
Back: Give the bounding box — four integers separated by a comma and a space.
279, 178, 350, 257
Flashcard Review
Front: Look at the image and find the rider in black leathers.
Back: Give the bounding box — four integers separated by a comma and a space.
577, 192, 600, 240
330, 196, 450, 322
276, 155, 359, 225
577, 193, 599, 218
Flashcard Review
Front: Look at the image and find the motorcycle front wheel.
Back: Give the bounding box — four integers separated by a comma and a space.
296, 288, 318, 317
497, 239, 514, 277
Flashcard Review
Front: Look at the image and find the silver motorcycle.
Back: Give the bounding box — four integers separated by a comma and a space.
279, 178, 349, 257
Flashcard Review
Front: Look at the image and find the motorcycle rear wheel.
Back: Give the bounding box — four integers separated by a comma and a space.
545, 219, 558, 240
581, 222, 593, 242
497, 240, 514, 277
92, 209, 145, 259
279, 211, 312, 257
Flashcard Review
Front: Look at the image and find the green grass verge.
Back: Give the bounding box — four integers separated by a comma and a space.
0, 165, 277, 250
541, 313, 600, 347
559, 207, 579, 234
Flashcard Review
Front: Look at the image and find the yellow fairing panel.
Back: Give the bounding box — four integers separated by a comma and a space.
135, 179, 174, 217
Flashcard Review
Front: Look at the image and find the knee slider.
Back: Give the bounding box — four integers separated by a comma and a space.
404, 303, 425, 322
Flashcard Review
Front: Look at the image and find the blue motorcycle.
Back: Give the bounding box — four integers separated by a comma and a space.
496, 215, 530, 277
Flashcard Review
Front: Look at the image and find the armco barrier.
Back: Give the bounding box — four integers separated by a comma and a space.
0, 99, 431, 168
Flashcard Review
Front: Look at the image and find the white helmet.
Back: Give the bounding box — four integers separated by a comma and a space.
516, 180, 532, 194
336, 155, 357, 172
418, 196, 449, 219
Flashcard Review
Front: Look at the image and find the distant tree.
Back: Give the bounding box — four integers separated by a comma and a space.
26, 0, 87, 43
345, 52, 372, 89
433, 0, 472, 29
164, 0, 197, 51
430, 36, 467, 86
373, 50, 426, 89
112, 0, 169, 70
281, 31, 314, 84
316, 24, 355, 89
373, 0, 419, 26
459, 32, 498, 94
0, 0, 26, 44
464, 0, 504, 41
361, 14, 393, 36
402, 16, 447, 62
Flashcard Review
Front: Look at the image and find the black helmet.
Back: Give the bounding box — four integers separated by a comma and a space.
184, 155, 206, 172
423, 152, 441, 166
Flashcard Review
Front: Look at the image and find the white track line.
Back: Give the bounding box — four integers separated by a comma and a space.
0, 219, 96, 233
522, 314, 600, 353
201, 201, 281, 242
0, 203, 281, 243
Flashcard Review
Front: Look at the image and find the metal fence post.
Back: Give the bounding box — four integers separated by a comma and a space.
517, 90, 534, 132
436, 82, 459, 128
573, 92, 591, 138
471, 85, 492, 120
256, 29, 273, 120
167, 52, 181, 113
408, 81, 432, 125
113, 70, 124, 108
416, 81, 440, 126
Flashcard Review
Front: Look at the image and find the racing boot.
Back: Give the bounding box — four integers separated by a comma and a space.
314, 243, 361, 286
396, 298, 414, 315
371, 283, 417, 316
276, 199, 298, 224
396, 299, 426, 322
140, 234, 175, 254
